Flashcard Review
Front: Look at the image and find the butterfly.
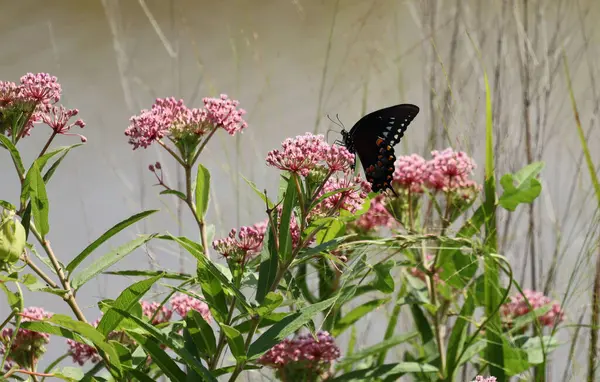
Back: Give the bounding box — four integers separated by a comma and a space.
338, 104, 420, 194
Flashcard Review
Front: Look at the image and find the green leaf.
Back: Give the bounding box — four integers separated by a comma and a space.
241, 175, 274, 208
71, 234, 156, 290
331, 362, 438, 381
278, 177, 297, 261
332, 298, 390, 337
126, 331, 186, 382
256, 292, 283, 317
522, 336, 560, 365
45, 314, 122, 376
499, 162, 544, 211
112, 308, 216, 381
27, 162, 50, 237
103, 270, 190, 280
372, 260, 395, 293
168, 235, 252, 314
0, 135, 25, 177
221, 324, 246, 361
97, 273, 164, 335
248, 296, 338, 359
336, 332, 419, 367
49, 367, 85, 381
446, 293, 475, 379
160, 189, 187, 201
67, 210, 158, 274
315, 219, 345, 245
256, 223, 278, 304
195, 163, 210, 219
185, 309, 216, 356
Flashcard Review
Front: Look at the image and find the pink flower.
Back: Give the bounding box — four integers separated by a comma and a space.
353, 194, 394, 232
501, 290, 565, 327
125, 97, 189, 149
258, 331, 341, 371
141, 301, 173, 325
314, 175, 371, 216
170, 293, 212, 323
0, 307, 53, 369
266, 133, 328, 176
424, 148, 478, 192
322, 144, 355, 172
41, 105, 86, 142
67, 319, 102, 366
124, 94, 247, 149
393, 154, 427, 193
0, 81, 18, 106
202, 94, 247, 135
213, 221, 268, 260
472, 376, 497, 382
19, 73, 61, 105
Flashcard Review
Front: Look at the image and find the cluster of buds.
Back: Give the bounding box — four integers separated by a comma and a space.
501, 290, 565, 328
1, 73, 85, 141
124, 94, 247, 150
258, 331, 341, 381
66, 295, 211, 366
0, 307, 53, 370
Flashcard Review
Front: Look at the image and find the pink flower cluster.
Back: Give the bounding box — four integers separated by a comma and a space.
258, 331, 341, 371
170, 293, 212, 323
67, 319, 102, 366
425, 148, 478, 192
393, 154, 428, 192
124, 94, 247, 149
314, 176, 371, 215
353, 194, 395, 232
141, 301, 174, 325
392, 149, 479, 195
66, 295, 211, 366
0, 73, 84, 139
472, 376, 497, 382
213, 220, 268, 261
0, 307, 53, 368
501, 290, 565, 327
266, 133, 354, 176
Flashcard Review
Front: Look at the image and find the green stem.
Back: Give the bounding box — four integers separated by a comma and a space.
1, 282, 23, 371
30, 227, 87, 323
21, 253, 59, 289
37, 131, 58, 159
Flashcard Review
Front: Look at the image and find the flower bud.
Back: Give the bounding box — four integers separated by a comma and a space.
0, 210, 26, 266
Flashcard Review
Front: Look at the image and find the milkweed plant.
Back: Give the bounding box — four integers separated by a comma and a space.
0, 73, 563, 381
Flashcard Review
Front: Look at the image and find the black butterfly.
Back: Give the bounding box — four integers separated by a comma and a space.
339, 104, 420, 194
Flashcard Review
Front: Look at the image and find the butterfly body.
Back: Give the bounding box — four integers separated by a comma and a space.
340, 104, 420, 194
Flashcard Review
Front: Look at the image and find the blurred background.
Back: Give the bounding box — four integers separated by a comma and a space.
1, 0, 599, 379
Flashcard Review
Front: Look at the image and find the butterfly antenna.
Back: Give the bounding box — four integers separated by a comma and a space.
335, 114, 345, 130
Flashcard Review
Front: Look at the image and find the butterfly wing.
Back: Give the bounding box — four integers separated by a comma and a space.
348, 104, 420, 193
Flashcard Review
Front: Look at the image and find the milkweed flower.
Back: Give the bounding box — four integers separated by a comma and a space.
393, 154, 427, 193
424, 148, 478, 192
170, 293, 212, 323
352, 194, 395, 232
125, 94, 247, 149
258, 331, 341, 381
213, 220, 268, 261
266, 133, 329, 176
501, 289, 565, 327
141, 301, 173, 325
313, 175, 371, 216
0, 307, 53, 369
472, 376, 497, 382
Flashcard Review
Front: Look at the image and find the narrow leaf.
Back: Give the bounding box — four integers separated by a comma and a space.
67, 210, 158, 273
332, 298, 390, 337
71, 234, 156, 290
185, 309, 216, 356
195, 164, 210, 219
126, 331, 186, 382
27, 162, 50, 237
221, 324, 246, 361
97, 273, 164, 335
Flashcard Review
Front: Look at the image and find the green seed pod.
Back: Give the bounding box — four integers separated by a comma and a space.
0, 209, 26, 266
